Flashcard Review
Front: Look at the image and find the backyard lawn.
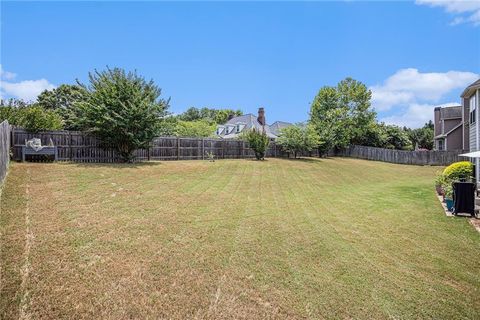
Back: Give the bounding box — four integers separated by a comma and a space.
1, 158, 479, 319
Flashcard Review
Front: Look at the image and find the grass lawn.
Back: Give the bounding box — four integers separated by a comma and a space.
1, 158, 479, 319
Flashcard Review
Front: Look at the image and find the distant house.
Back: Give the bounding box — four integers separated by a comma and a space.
216, 107, 292, 140
433, 104, 468, 151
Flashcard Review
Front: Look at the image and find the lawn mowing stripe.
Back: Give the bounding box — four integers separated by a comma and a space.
18, 168, 33, 320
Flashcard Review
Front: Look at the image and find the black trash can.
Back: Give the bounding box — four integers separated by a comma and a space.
453, 182, 476, 217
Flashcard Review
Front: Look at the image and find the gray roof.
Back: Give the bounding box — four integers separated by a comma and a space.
461, 79, 480, 98
217, 114, 292, 139
270, 121, 293, 136
439, 105, 462, 119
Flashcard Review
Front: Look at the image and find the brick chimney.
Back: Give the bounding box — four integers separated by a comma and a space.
257, 107, 265, 126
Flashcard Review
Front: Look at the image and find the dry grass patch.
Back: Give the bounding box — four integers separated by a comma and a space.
1, 158, 479, 319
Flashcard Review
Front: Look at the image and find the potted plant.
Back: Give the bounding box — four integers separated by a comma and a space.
444, 185, 454, 211
435, 172, 445, 196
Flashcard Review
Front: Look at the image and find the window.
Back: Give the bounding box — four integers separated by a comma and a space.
225, 125, 234, 134
470, 95, 477, 124
235, 123, 245, 133
438, 139, 444, 151
216, 127, 224, 135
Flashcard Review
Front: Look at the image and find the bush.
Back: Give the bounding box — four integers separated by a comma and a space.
277, 124, 320, 158
443, 161, 473, 182
18, 106, 64, 133
241, 128, 270, 160
174, 120, 216, 137
75, 68, 169, 162
0, 103, 63, 133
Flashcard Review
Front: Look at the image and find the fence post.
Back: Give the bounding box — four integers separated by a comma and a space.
177, 137, 180, 160
202, 138, 205, 160
242, 140, 245, 158
69, 131, 73, 161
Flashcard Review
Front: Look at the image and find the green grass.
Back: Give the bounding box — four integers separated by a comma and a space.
1, 158, 479, 319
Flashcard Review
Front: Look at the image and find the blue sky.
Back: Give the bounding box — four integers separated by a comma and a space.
1, 1, 479, 128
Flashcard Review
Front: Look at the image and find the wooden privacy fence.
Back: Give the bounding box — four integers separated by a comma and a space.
11, 128, 287, 162
0, 121, 11, 186
11, 128, 464, 166
333, 145, 466, 166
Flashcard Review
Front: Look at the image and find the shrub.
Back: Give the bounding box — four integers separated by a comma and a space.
17, 106, 64, 133
277, 124, 320, 158
75, 68, 169, 162
174, 120, 216, 137
1, 99, 64, 132
443, 161, 473, 182
241, 128, 270, 160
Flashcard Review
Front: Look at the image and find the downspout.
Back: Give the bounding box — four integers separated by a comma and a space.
477, 89, 480, 183
462, 102, 465, 150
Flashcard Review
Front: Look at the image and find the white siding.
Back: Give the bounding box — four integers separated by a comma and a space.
470, 124, 477, 151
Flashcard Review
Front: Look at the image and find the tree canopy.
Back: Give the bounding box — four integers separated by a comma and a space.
37, 84, 88, 130
277, 124, 320, 158
74, 68, 170, 162
178, 107, 242, 124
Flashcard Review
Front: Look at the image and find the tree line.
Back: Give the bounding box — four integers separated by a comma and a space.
0, 67, 434, 162
269, 78, 433, 159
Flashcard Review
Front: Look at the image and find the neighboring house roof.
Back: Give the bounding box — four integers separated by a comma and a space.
461, 79, 480, 98
269, 121, 292, 136
436, 104, 462, 119
217, 114, 292, 139
434, 122, 463, 139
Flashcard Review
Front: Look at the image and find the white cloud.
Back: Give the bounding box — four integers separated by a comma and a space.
380, 102, 459, 128
372, 68, 478, 128
370, 68, 478, 111
416, 0, 480, 26
0, 65, 17, 80
0, 66, 55, 102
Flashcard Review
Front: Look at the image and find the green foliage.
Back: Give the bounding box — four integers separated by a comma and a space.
37, 84, 88, 130
406, 122, 434, 150
434, 171, 446, 187
241, 128, 270, 160
382, 124, 413, 150
174, 120, 216, 137
0, 99, 63, 133
75, 67, 169, 162
18, 106, 64, 133
337, 77, 376, 145
178, 107, 242, 124
310, 86, 350, 156
310, 78, 376, 155
277, 124, 320, 158
157, 116, 178, 136
443, 161, 473, 182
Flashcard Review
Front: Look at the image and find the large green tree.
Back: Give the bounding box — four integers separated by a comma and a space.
37, 84, 88, 130
75, 68, 170, 162
277, 124, 320, 158
309, 86, 350, 156
310, 78, 376, 155
337, 78, 376, 145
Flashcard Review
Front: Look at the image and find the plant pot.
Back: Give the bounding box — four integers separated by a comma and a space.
445, 198, 454, 211
435, 185, 443, 195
